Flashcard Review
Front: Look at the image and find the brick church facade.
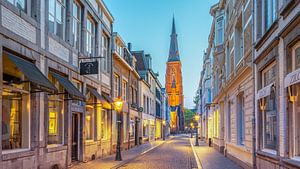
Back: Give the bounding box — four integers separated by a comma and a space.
165, 18, 184, 132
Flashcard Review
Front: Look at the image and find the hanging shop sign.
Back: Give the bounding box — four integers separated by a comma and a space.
285, 68, 300, 88
257, 83, 273, 100
80, 61, 98, 75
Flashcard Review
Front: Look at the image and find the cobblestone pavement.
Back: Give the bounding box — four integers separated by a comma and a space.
70, 139, 166, 169
118, 135, 198, 169
191, 139, 242, 169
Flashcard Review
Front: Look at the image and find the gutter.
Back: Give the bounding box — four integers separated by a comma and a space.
251, 0, 257, 168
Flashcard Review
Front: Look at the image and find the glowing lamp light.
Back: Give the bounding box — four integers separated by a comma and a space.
114, 98, 123, 113
194, 114, 200, 121
162, 120, 166, 126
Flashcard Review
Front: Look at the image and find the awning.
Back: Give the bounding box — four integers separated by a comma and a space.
285, 68, 300, 88
257, 83, 274, 100
50, 72, 85, 101
102, 93, 114, 103
87, 87, 106, 103
102, 93, 114, 109
6, 53, 57, 93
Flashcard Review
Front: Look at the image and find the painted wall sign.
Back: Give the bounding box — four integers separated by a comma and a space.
80, 61, 98, 75
284, 68, 300, 88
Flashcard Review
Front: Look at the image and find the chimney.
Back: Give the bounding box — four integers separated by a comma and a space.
145, 54, 151, 69
128, 43, 132, 52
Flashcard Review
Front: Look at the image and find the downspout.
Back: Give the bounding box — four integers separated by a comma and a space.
110, 24, 114, 155
251, 0, 257, 168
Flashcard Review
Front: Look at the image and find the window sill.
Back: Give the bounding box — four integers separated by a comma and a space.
2, 148, 34, 161
257, 149, 279, 160
282, 158, 300, 168
46, 144, 67, 153
254, 20, 279, 50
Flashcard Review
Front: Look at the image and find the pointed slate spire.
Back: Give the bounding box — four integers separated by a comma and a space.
168, 16, 180, 62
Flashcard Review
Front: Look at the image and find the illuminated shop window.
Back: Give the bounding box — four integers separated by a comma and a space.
48, 73, 64, 145
2, 54, 30, 150
288, 42, 300, 159
101, 110, 108, 140
130, 118, 135, 139
85, 90, 95, 140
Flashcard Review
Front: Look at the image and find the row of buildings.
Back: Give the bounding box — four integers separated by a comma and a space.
0, 0, 170, 168
196, 0, 300, 169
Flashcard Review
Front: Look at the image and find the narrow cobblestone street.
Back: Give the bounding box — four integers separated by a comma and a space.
117, 135, 197, 169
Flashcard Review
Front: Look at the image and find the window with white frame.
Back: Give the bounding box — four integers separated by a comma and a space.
72, 1, 81, 50
288, 42, 300, 159
260, 62, 277, 151
102, 34, 109, 72
7, 0, 26, 11
215, 16, 224, 45
86, 17, 95, 57
264, 0, 277, 31
114, 74, 120, 98
47, 73, 64, 145
234, 14, 243, 66
237, 92, 245, 145
101, 110, 108, 140
122, 80, 127, 101
48, 0, 65, 39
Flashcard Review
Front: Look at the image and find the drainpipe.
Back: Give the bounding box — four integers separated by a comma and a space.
251, 0, 257, 168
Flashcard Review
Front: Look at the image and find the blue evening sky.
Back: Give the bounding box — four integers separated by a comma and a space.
105, 0, 218, 109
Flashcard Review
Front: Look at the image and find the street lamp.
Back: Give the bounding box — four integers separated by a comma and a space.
194, 114, 200, 146
114, 98, 123, 161
162, 120, 166, 140
190, 122, 194, 138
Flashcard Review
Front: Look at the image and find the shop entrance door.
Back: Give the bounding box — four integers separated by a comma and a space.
72, 113, 80, 161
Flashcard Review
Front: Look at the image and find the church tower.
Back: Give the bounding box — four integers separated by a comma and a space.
165, 17, 184, 132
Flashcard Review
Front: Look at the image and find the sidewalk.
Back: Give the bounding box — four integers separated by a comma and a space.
190, 139, 242, 169
70, 137, 173, 169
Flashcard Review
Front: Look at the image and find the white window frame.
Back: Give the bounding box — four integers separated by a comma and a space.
261, 62, 277, 153
262, 0, 277, 32
86, 17, 95, 57
7, 0, 27, 12
290, 42, 300, 160
102, 33, 109, 72
215, 16, 224, 45
72, 1, 81, 50
48, 0, 66, 39
122, 79, 127, 102
114, 74, 120, 98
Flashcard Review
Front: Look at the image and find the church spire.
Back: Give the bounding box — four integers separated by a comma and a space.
168, 17, 180, 62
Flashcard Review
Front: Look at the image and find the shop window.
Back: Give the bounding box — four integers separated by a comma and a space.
72, 1, 81, 50
237, 93, 245, 145
129, 118, 135, 139
143, 120, 148, 137
7, 0, 26, 12
85, 90, 95, 140
287, 43, 300, 159
227, 101, 231, 142
123, 113, 128, 142
48, 73, 64, 145
260, 63, 277, 151
101, 110, 108, 140
48, 0, 65, 39
2, 54, 30, 151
